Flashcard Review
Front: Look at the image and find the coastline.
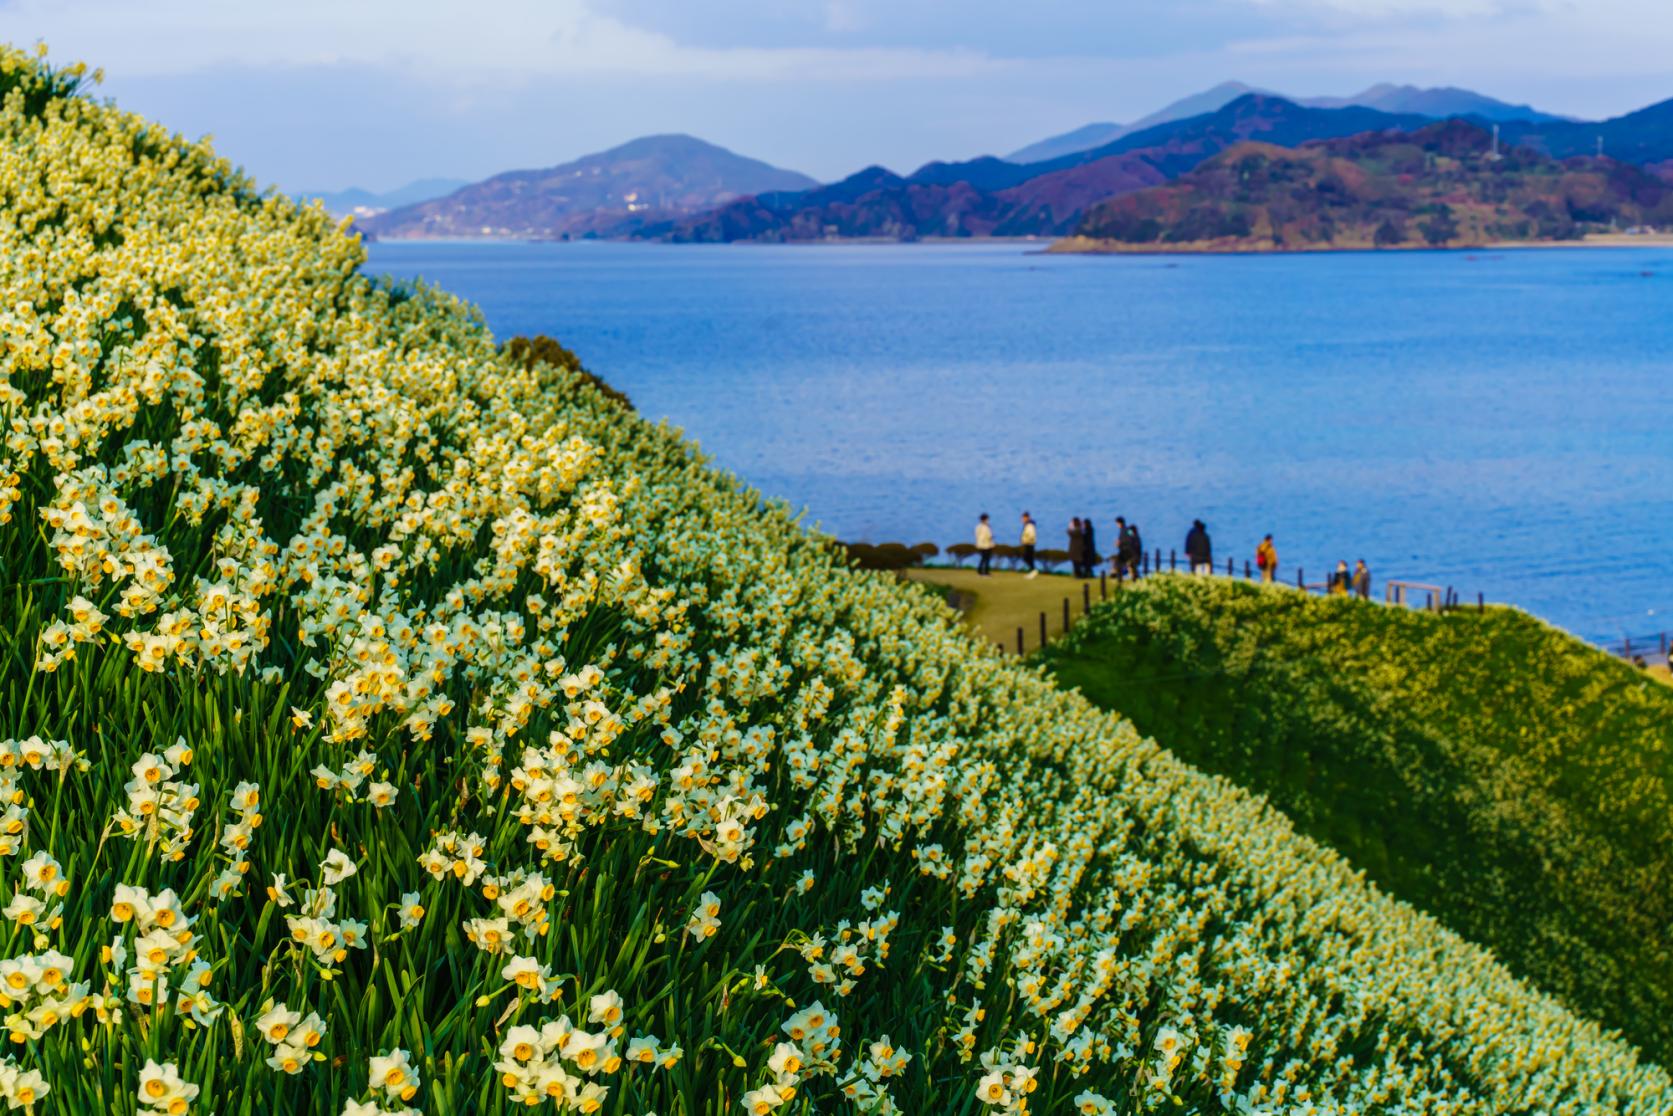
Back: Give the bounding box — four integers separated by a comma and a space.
357, 231, 1673, 252
1049, 232, 1673, 255
358, 233, 1049, 247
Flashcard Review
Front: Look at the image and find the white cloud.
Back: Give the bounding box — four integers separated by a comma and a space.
1222, 0, 1673, 82
2, 0, 1005, 83
11, 0, 1672, 189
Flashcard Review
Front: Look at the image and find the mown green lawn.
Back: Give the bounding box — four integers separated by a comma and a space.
1039, 575, 1673, 1061
901, 567, 1106, 652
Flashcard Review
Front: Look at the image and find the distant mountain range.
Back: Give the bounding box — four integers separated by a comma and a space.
649, 92, 1673, 244
359, 135, 815, 240
1307, 82, 1570, 122
1061, 119, 1673, 253
1005, 82, 1572, 164
648, 95, 1440, 241
1004, 81, 1262, 163
340, 82, 1673, 247
1498, 99, 1673, 164
302, 178, 468, 218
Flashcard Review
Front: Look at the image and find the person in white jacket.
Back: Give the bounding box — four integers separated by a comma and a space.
975, 514, 996, 576
1020, 512, 1038, 578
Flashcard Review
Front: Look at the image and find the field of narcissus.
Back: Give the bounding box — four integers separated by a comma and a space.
0, 45, 1669, 1114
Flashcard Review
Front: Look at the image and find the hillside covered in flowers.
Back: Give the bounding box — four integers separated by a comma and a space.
0, 46, 1669, 1115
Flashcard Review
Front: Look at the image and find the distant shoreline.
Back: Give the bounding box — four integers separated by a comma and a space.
361, 232, 1673, 252
362, 234, 1049, 247
1049, 232, 1673, 255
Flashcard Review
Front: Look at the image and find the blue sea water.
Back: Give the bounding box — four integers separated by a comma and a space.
362, 240, 1673, 644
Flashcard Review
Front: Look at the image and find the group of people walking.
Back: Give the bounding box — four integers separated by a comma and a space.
972, 513, 1373, 598
975, 511, 1145, 579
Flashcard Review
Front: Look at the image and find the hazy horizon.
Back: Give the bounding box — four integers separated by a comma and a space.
6, 0, 1673, 194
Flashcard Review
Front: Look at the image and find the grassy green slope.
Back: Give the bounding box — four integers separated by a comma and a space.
1040, 575, 1673, 1059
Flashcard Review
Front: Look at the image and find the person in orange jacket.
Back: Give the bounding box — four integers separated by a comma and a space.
1255, 535, 1277, 583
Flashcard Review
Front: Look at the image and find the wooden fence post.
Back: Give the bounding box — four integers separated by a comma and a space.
1017, 626, 1024, 656
1478, 592, 1484, 612
1100, 570, 1107, 600
1040, 612, 1048, 648
1062, 598, 1070, 632
1083, 583, 1091, 615
1297, 567, 1304, 589
1245, 559, 1252, 579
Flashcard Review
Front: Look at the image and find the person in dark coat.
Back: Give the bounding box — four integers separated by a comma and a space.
1122, 519, 1143, 579
1185, 519, 1212, 574
1353, 559, 1372, 600
1081, 515, 1096, 579
1068, 518, 1085, 578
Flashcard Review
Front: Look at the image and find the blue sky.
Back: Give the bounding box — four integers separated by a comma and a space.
5, 0, 1671, 192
